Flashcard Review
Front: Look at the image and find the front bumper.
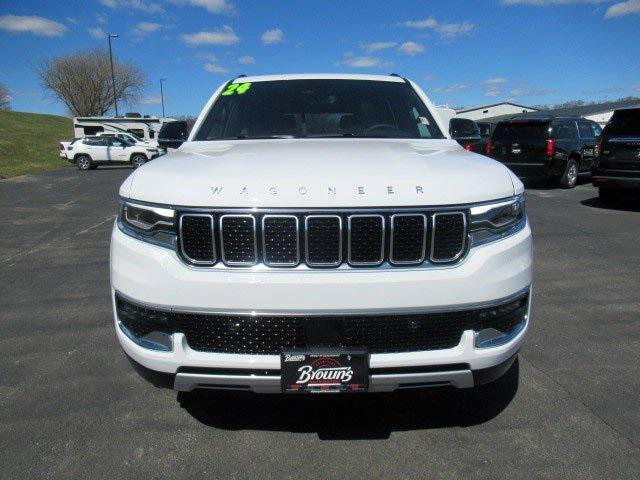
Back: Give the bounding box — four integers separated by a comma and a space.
593, 168, 640, 190
110, 221, 532, 392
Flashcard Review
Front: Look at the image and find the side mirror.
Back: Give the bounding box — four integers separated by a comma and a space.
158, 121, 190, 150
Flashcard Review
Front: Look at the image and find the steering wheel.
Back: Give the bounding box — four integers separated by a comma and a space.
363, 124, 398, 135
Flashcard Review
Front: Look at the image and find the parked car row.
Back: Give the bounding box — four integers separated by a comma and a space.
447, 108, 639, 203
60, 135, 161, 170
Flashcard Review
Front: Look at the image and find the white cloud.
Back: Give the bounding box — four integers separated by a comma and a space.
88, 27, 105, 39
238, 55, 255, 65
204, 63, 229, 73
402, 16, 474, 38
404, 17, 438, 29
96, 13, 109, 24
605, 0, 640, 17
66, 17, 78, 24
100, 0, 165, 14
0, 15, 67, 36
433, 84, 470, 93
261, 28, 284, 45
361, 41, 398, 53
181, 26, 239, 46
436, 22, 475, 38
339, 54, 382, 68
399, 41, 425, 56
483, 77, 508, 86
166, 0, 234, 14
132, 21, 162, 36
141, 95, 162, 105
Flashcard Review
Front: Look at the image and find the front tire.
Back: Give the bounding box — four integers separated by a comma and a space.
559, 159, 578, 189
131, 154, 147, 169
76, 155, 92, 171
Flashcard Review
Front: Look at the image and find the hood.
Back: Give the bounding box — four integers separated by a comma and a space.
122, 138, 516, 207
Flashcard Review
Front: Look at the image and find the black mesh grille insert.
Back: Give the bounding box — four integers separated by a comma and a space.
390, 214, 427, 264
220, 215, 257, 265
180, 215, 215, 263
431, 212, 466, 262
115, 291, 529, 355
349, 215, 384, 265
306, 216, 342, 265
263, 216, 299, 265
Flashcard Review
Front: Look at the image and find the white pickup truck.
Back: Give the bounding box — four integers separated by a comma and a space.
111, 74, 532, 394
60, 136, 160, 170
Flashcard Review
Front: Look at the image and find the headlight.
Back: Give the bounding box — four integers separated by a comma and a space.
469, 194, 526, 246
117, 200, 176, 248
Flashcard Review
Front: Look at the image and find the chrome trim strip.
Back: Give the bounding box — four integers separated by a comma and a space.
261, 214, 300, 267
179, 214, 216, 265
219, 214, 258, 267
389, 213, 427, 265
304, 215, 343, 267
430, 212, 467, 263
347, 214, 385, 266
123, 201, 175, 231
173, 370, 474, 392
113, 286, 531, 317
117, 321, 173, 352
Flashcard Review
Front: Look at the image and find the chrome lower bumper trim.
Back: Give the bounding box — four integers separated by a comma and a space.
173, 370, 474, 393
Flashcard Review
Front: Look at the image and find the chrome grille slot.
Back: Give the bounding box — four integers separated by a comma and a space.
305, 215, 342, 266
390, 214, 427, 264
431, 212, 466, 263
262, 215, 299, 266
219, 214, 258, 266
348, 214, 385, 266
179, 214, 215, 264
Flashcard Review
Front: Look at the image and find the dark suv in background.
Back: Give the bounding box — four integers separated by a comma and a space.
449, 117, 485, 154
592, 107, 640, 204
486, 116, 601, 188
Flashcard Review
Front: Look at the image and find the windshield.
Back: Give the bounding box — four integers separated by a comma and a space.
194, 79, 444, 140
493, 121, 550, 142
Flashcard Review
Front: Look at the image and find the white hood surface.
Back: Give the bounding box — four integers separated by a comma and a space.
122, 139, 517, 208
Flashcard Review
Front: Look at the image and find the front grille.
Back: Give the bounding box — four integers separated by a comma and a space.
390, 214, 427, 264
348, 215, 385, 265
305, 215, 342, 266
262, 215, 299, 266
220, 215, 257, 266
178, 208, 469, 269
431, 212, 466, 262
116, 291, 529, 355
179, 214, 215, 264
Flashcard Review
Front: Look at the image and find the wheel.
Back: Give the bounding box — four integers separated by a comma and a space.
599, 188, 619, 205
76, 155, 92, 171
131, 154, 147, 169
559, 158, 578, 188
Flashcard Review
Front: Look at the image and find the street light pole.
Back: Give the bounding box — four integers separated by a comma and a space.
108, 34, 119, 117
160, 78, 166, 117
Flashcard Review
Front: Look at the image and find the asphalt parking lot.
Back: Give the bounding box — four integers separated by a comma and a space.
1, 167, 639, 479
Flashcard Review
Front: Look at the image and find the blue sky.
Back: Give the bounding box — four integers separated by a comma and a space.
1, 0, 639, 117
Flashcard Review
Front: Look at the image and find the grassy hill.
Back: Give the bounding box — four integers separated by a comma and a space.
0, 111, 73, 178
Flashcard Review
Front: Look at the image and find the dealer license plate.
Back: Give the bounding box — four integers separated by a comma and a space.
281, 351, 369, 393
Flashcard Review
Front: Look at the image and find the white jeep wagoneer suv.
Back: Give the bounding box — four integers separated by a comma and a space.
110, 74, 532, 394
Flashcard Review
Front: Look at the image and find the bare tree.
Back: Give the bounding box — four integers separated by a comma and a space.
35, 48, 145, 116
0, 82, 10, 111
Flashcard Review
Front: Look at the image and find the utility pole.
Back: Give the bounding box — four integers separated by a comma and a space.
160, 78, 166, 117
108, 34, 119, 116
